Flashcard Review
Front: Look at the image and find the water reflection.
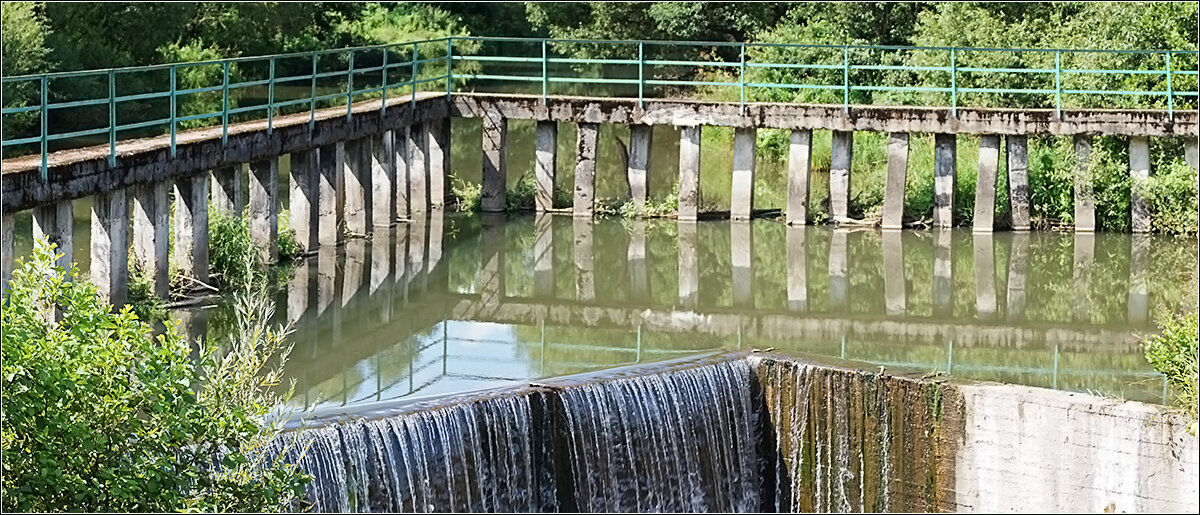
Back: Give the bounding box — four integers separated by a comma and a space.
174, 214, 1196, 409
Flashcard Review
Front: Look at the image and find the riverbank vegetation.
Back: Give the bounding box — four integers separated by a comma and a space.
1143, 306, 1199, 433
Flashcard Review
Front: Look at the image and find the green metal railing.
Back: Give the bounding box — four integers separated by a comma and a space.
3, 36, 1197, 179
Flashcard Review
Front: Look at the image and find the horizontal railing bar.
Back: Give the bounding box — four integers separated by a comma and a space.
115, 117, 171, 131
45, 126, 109, 141
45, 97, 109, 110
176, 85, 225, 96
745, 62, 849, 71
0, 105, 41, 114
744, 83, 845, 90
646, 59, 740, 67
112, 90, 173, 103
0, 135, 42, 146
456, 74, 542, 82
175, 112, 222, 123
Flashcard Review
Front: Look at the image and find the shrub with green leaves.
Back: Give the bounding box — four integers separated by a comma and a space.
1, 239, 309, 512
208, 207, 259, 288
1143, 307, 1199, 433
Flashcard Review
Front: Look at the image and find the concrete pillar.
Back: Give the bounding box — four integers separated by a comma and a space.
1128, 233, 1150, 325
317, 143, 343, 247
678, 125, 702, 221
316, 246, 337, 316
33, 199, 73, 271
973, 233, 997, 320
91, 188, 129, 306
786, 225, 808, 310
829, 229, 848, 310
287, 258, 311, 324
533, 212, 555, 297
974, 135, 1000, 232
342, 238, 366, 307
574, 123, 599, 217
480, 214, 505, 307
882, 132, 908, 230
408, 123, 428, 214
393, 222, 409, 303
481, 110, 507, 213
628, 125, 654, 216
1006, 233, 1029, 320
368, 133, 393, 228
408, 215, 428, 295
535, 121, 558, 212
678, 221, 699, 308
731, 220, 753, 307
1185, 137, 1198, 171
786, 129, 813, 225
249, 157, 279, 263
882, 230, 905, 316
3, 213, 14, 296
369, 227, 391, 297
933, 134, 957, 228
343, 138, 371, 236
428, 119, 449, 210
573, 218, 595, 300
1007, 135, 1031, 231
394, 126, 410, 218
1072, 233, 1095, 322
830, 130, 854, 221
932, 229, 953, 317
427, 212, 444, 278
731, 127, 757, 220
290, 148, 319, 252
1129, 136, 1151, 233
132, 182, 168, 297
628, 219, 649, 301
173, 175, 209, 284
1073, 134, 1096, 232
210, 165, 244, 215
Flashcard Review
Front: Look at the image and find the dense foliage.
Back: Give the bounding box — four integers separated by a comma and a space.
1, 240, 308, 511
1143, 306, 1199, 433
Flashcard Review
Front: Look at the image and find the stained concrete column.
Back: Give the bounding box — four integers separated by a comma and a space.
287, 259, 311, 324
341, 238, 366, 307
1127, 233, 1150, 325
932, 229, 953, 317
574, 123, 599, 217
533, 212, 555, 297
628, 219, 649, 301
371, 132, 395, 228
786, 225, 808, 310
1007, 135, 1031, 231
408, 123, 428, 214
934, 134, 957, 228
342, 138, 372, 236
731, 220, 754, 307
731, 127, 757, 220
828, 229, 848, 311
1185, 137, 1198, 171
830, 130, 854, 221
677, 125, 702, 221
290, 148, 319, 252
91, 188, 129, 306
316, 246, 337, 316
974, 135, 1000, 232
317, 143, 343, 246
132, 182, 168, 297
678, 221, 699, 308
408, 215, 428, 295
622, 127, 651, 216
1129, 136, 1151, 233
1006, 233, 1029, 320
427, 119, 449, 210
392, 222, 409, 303
426, 212, 444, 279
573, 218, 595, 300
211, 165, 244, 215
882, 230, 905, 316
2, 213, 13, 295
882, 132, 909, 230
786, 129, 813, 225
535, 121, 558, 212
480, 214, 505, 307
481, 109, 507, 213
369, 227, 391, 298
173, 175, 209, 284
973, 233, 997, 320
1072, 233, 1095, 322
249, 157, 279, 263
33, 199, 73, 271
394, 126, 410, 219
1073, 134, 1096, 232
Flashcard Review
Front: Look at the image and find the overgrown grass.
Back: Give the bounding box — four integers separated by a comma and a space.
127, 265, 167, 322
1143, 307, 1199, 433
208, 208, 258, 288
618, 181, 680, 218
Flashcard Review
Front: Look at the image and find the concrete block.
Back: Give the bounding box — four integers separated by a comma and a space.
173, 174, 208, 284
628, 125, 653, 215
394, 126, 409, 218
1006, 135, 1030, 231
574, 123, 599, 217
974, 135, 1000, 232
91, 188, 129, 306
731, 127, 757, 220
934, 134, 957, 228
249, 157, 279, 263
481, 109, 507, 213
786, 129, 813, 225
1129, 136, 1151, 233
317, 143, 343, 246
786, 225, 807, 310
882, 132, 908, 230
678, 221, 698, 307
132, 182, 169, 297
1073, 134, 1096, 232
33, 199, 73, 271
371, 132, 395, 228
677, 125, 702, 221
428, 118, 449, 210
342, 138, 371, 235
830, 130, 853, 221
535, 121, 558, 212
210, 165, 244, 215
290, 148, 319, 251
408, 123, 428, 214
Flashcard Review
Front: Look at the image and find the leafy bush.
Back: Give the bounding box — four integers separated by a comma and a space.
127, 262, 167, 322
450, 174, 482, 212
1143, 307, 1199, 433
1, 239, 309, 512
619, 181, 680, 218
208, 207, 259, 288
276, 210, 303, 260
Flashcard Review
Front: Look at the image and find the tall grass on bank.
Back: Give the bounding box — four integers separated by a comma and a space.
1143, 307, 1199, 434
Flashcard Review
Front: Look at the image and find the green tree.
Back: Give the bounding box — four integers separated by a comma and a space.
1, 2, 52, 143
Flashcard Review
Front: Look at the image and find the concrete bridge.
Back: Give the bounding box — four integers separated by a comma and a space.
2, 37, 1197, 306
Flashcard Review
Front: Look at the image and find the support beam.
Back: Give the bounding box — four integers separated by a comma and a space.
731, 220, 753, 307
974, 134, 1000, 232
1129, 136, 1151, 233
428, 118, 449, 210
628, 125, 654, 216
882, 132, 908, 230
786, 225, 807, 310
830, 130, 854, 221
933, 134, 957, 228
132, 182, 168, 297
573, 218, 595, 299
290, 148, 319, 252
533, 212, 555, 297
481, 110, 507, 213
33, 199, 73, 271
731, 127, 757, 220
678, 221, 698, 307
628, 219, 649, 301
1073, 134, 1096, 232
287, 257, 311, 324
535, 121, 558, 212
3, 213, 14, 296
1128, 233, 1150, 325
574, 123, 599, 217
316, 246, 337, 316
249, 157, 279, 263
1007, 135, 1030, 231
317, 143, 343, 247
394, 126, 409, 218
480, 214, 505, 307
973, 233, 997, 320
677, 125, 702, 221
786, 129, 813, 225
371, 132, 395, 228
932, 229, 953, 316
408, 123, 428, 214
173, 174, 209, 284
210, 165, 244, 215
829, 229, 848, 310
1072, 233, 1095, 321
91, 188, 129, 306
882, 230, 905, 316
343, 138, 371, 235
342, 239, 366, 306
1006, 233, 1029, 320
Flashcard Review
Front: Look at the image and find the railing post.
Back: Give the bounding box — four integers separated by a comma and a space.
411, 42, 418, 108
267, 57, 275, 134
950, 48, 957, 118
638, 41, 645, 109
40, 76, 47, 179
382, 47, 389, 114
842, 46, 850, 114
739, 43, 747, 108
446, 38, 453, 99
1165, 51, 1174, 120
310, 53, 317, 131
170, 65, 177, 157
108, 70, 116, 167
1054, 50, 1062, 119
221, 61, 230, 145
347, 49, 354, 119
541, 39, 549, 105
